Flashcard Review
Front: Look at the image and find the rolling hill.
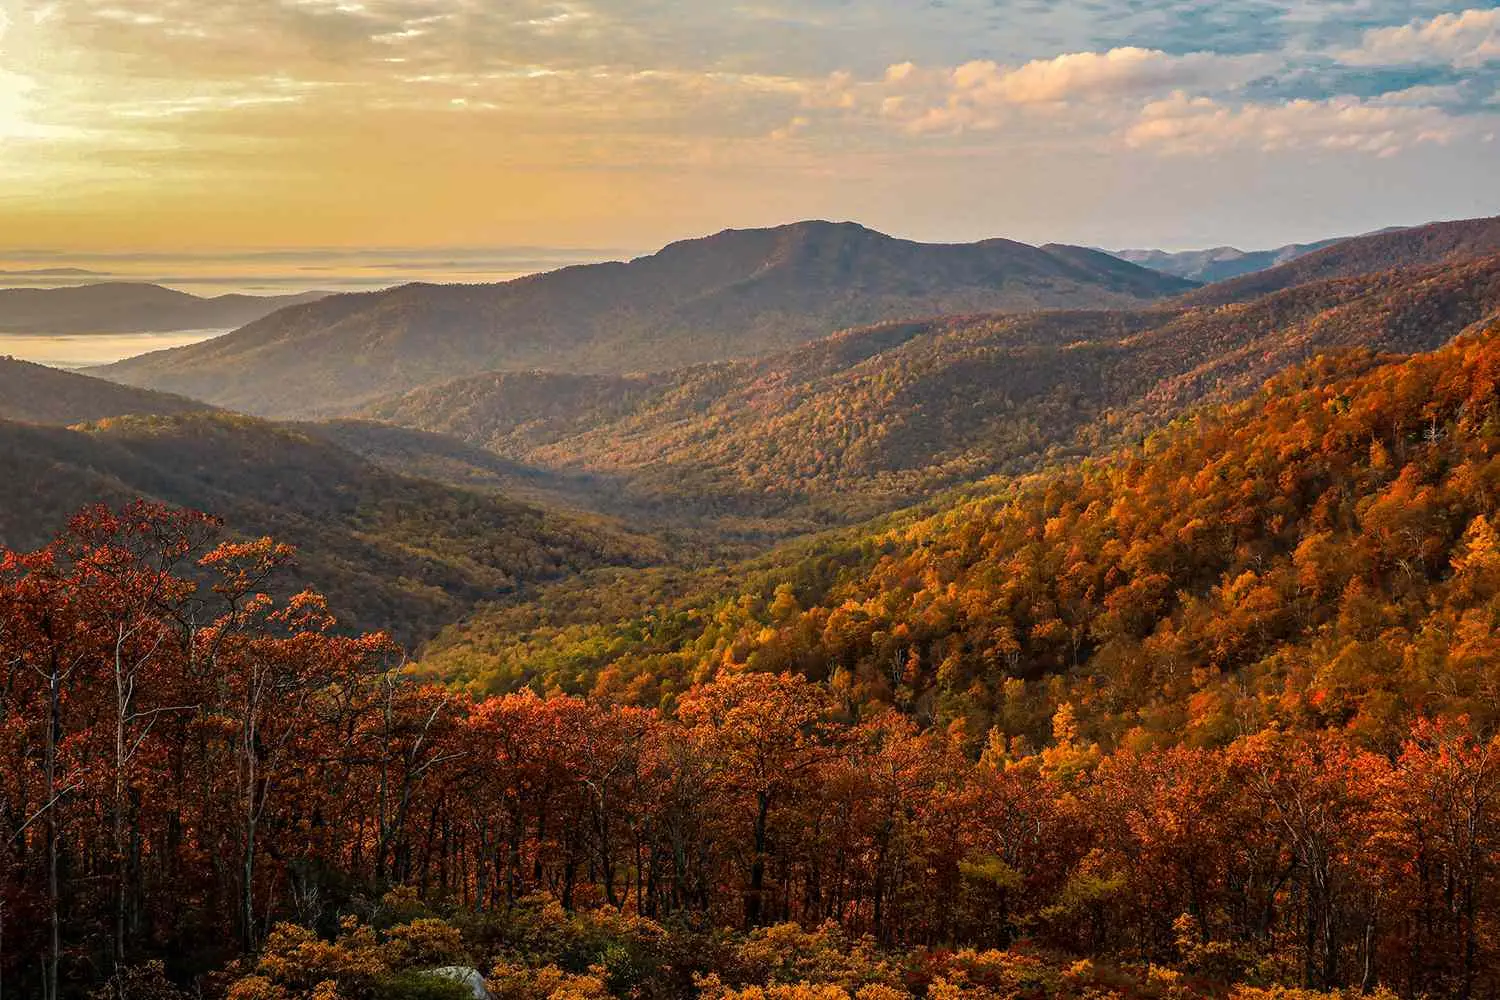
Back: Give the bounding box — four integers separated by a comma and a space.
0, 356, 211, 424
363, 253, 1500, 523
0, 409, 660, 644
94, 221, 1196, 417
0, 282, 330, 334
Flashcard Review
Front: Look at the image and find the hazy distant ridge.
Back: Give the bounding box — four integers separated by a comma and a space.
0, 282, 330, 334
1177, 216, 1500, 307
96, 221, 1196, 417
1110, 238, 1347, 282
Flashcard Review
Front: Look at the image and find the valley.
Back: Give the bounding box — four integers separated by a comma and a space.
5, 211, 1500, 1000
11, 1, 1500, 995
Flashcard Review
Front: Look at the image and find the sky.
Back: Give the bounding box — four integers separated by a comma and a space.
2, 0, 1499, 252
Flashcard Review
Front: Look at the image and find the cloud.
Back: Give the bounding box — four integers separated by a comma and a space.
0, 3, 79, 145
1340, 7, 1500, 67
1124, 91, 1463, 155
4, 0, 1500, 248
959, 48, 1231, 104
763, 40, 1492, 163
0, 66, 39, 138
1372, 82, 1469, 104
852, 48, 1268, 134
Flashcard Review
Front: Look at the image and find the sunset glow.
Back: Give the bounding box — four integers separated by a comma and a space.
2, 0, 1497, 250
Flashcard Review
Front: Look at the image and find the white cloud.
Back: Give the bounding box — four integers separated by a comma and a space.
1339, 7, 1500, 67
764, 44, 1483, 164
1124, 92, 1463, 156
966, 48, 1227, 104
1372, 83, 1467, 105
855, 48, 1266, 134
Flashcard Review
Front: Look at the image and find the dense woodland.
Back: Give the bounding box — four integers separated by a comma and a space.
5, 217, 1500, 998
0, 411, 657, 645
3, 510, 1499, 1000
5, 317, 1500, 998
364, 255, 1500, 525
423, 318, 1500, 723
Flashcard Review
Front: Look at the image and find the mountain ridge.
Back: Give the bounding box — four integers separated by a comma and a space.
1109, 237, 1348, 281
1177, 215, 1500, 306
94, 221, 1197, 417
361, 253, 1500, 523
0, 356, 212, 425
419, 311, 1500, 744
0, 282, 331, 334
0, 408, 659, 644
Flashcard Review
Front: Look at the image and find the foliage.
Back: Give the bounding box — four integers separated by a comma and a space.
368, 255, 1500, 525
0, 411, 660, 644
3, 497, 1498, 997
430, 320, 1500, 750
222, 912, 474, 1000
9, 266, 1500, 1000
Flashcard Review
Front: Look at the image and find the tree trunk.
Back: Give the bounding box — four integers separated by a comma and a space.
746, 791, 770, 929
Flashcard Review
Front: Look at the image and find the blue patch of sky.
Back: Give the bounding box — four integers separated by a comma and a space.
706, 1, 1493, 87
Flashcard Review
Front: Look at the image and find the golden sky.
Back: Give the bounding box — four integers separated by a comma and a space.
2, 0, 1499, 251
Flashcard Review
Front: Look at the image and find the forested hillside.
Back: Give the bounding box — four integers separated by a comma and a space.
8, 314, 1500, 995
423, 318, 1500, 744
0, 412, 656, 642
1179, 215, 1500, 306
9, 219, 1500, 1000
16, 0, 1500, 990
95, 222, 1193, 417
0, 356, 209, 424
366, 254, 1500, 523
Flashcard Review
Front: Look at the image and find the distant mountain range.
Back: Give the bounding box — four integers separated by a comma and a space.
1177, 215, 1500, 307
363, 248, 1500, 522
1110, 238, 1348, 282
95, 221, 1196, 417
0, 267, 108, 278
9, 212, 1500, 644
1109, 225, 1425, 283
0, 282, 330, 334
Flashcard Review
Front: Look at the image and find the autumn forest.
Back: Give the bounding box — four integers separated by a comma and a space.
5, 216, 1500, 1000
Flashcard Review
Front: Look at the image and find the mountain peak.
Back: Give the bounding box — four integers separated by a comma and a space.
99, 223, 1191, 417
644, 220, 892, 262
